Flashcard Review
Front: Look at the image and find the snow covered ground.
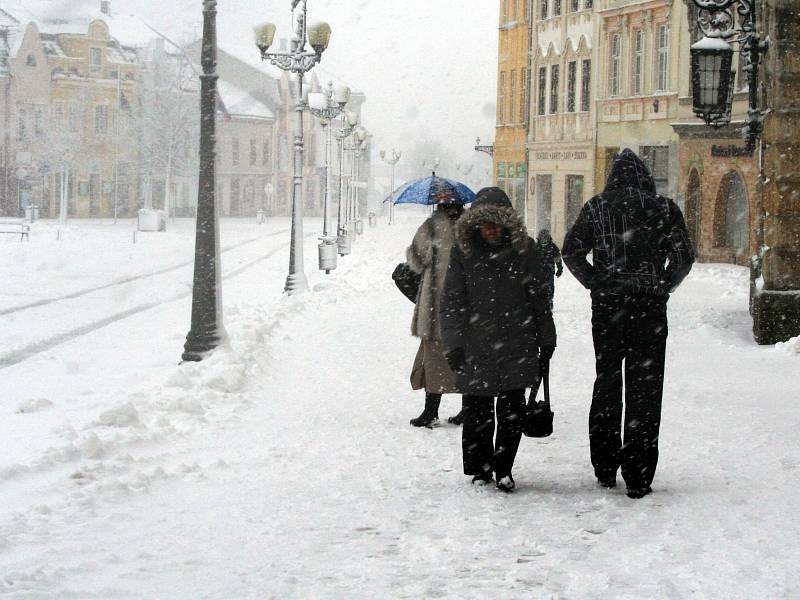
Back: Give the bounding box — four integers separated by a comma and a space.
1, 215, 798, 599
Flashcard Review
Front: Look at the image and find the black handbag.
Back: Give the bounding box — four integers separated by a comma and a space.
392, 263, 421, 303
524, 367, 553, 438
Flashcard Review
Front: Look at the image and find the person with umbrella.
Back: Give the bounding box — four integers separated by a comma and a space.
440, 187, 556, 491
404, 175, 474, 428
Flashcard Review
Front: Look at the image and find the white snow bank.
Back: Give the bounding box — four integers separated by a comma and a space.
775, 335, 800, 354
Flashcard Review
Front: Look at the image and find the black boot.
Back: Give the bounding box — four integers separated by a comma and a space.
447, 409, 465, 426
410, 393, 441, 428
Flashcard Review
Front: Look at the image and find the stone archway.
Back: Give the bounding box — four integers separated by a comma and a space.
685, 168, 702, 251
714, 170, 749, 262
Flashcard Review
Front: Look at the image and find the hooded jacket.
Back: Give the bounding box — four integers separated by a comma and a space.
562, 148, 695, 296
439, 189, 557, 395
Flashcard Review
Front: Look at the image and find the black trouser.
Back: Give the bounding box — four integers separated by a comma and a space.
590, 293, 668, 489
462, 390, 526, 479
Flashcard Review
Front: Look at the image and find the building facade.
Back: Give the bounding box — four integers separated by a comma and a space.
528, 0, 596, 242
494, 0, 532, 215
7, 17, 142, 218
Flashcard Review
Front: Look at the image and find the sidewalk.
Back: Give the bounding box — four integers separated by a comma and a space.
1, 221, 798, 599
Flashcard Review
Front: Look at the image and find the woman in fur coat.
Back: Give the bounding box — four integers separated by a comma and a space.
406, 194, 465, 428
440, 187, 556, 491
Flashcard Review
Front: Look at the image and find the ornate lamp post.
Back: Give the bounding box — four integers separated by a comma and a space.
379, 149, 401, 225
182, 0, 226, 362
345, 126, 368, 237
255, 1, 332, 294
474, 136, 494, 157
333, 109, 359, 255
307, 81, 351, 273
689, 0, 768, 150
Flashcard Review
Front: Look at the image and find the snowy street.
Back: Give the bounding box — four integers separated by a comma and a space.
1, 217, 799, 598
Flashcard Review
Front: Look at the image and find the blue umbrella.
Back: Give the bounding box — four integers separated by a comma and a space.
390, 174, 475, 206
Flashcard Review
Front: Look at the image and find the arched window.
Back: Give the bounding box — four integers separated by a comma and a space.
26, 54, 37, 67
685, 168, 701, 250
714, 171, 749, 259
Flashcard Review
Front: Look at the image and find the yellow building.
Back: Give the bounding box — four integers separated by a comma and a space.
11, 18, 141, 217
494, 0, 532, 215
594, 0, 689, 201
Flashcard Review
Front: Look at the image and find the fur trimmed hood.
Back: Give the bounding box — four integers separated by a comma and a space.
455, 188, 528, 255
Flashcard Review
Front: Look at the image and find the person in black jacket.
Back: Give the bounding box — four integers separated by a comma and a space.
536, 229, 563, 309
563, 148, 694, 499
440, 187, 557, 492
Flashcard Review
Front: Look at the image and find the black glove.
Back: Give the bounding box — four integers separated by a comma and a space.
556, 267, 563, 278
445, 348, 466, 374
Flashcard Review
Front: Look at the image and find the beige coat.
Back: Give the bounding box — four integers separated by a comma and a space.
407, 211, 459, 393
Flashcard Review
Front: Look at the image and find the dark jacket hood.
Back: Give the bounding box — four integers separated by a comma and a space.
455, 187, 528, 255
604, 148, 656, 196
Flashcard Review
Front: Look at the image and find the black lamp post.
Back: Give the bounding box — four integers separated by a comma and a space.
689, 0, 768, 151
182, 0, 226, 362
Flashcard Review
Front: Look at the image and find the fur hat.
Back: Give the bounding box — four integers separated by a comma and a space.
456, 187, 528, 255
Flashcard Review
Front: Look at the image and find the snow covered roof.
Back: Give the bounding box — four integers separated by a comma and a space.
1, 0, 158, 55
217, 79, 275, 121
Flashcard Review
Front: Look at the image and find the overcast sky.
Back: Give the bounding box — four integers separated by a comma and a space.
122, 0, 500, 173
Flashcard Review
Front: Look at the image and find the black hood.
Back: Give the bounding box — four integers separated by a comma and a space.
604, 148, 656, 196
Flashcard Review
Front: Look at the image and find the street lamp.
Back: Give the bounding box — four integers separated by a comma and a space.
254, 0, 331, 294
307, 81, 351, 273
333, 109, 359, 255
346, 125, 368, 237
689, 0, 768, 151
474, 136, 494, 157
379, 148, 401, 225
182, 0, 226, 362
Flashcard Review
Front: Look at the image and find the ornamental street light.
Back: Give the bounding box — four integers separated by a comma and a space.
182, 0, 226, 362
689, 0, 768, 151
307, 81, 351, 273
333, 109, 359, 255
379, 148, 401, 225
345, 126, 368, 237
474, 136, 494, 157
255, 0, 331, 294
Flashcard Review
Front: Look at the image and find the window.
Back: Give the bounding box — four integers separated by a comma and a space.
632, 30, 644, 95
540, 0, 548, 20
94, 105, 108, 134
640, 146, 669, 194
53, 102, 65, 125
69, 103, 80, 132
498, 71, 506, 125
585, 0, 592, 8
609, 34, 621, 97
510, 0, 516, 21
550, 64, 560, 113
250, 139, 257, 166
554, 0, 562, 16
570, 0, 579, 11
230, 178, 241, 215
26, 54, 37, 67
232, 139, 240, 166
521, 68, 529, 123
566, 175, 585, 228
510, 71, 517, 124
581, 59, 591, 111
17, 106, 26, 141
657, 25, 670, 91
263, 140, 271, 168
538, 66, 547, 115
90, 48, 101, 68
502, 0, 509, 23
34, 106, 44, 135
567, 61, 577, 112
524, 0, 529, 21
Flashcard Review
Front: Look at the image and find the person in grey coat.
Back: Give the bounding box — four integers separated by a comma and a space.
406, 193, 465, 428
440, 187, 556, 491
